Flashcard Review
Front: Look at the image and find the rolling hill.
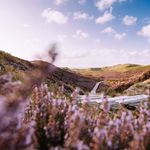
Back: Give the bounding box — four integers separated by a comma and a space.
1, 50, 150, 96
73, 64, 150, 96
0, 51, 101, 94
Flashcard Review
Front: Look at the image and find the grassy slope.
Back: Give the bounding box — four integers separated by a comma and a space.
0, 50, 99, 94
1, 50, 150, 96
73, 64, 150, 95
0, 51, 34, 70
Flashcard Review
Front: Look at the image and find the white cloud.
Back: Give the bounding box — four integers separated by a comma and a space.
114, 33, 126, 40
26, 38, 41, 47
57, 34, 68, 42
101, 26, 115, 33
54, 0, 68, 5
95, 11, 115, 24
73, 11, 94, 20
62, 50, 88, 59
101, 27, 126, 40
138, 24, 150, 42
138, 24, 150, 38
96, 0, 126, 11
142, 17, 150, 24
123, 15, 137, 26
78, 0, 86, 5
73, 29, 89, 39
41, 8, 68, 24
22, 24, 31, 28
95, 38, 101, 43
143, 49, 150, 56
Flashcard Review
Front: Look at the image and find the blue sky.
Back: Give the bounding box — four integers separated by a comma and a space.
0, 0, 150, 68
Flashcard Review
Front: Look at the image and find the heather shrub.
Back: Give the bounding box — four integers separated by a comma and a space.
0, 47, 150, 150
0, 75, 150, 150
23, 83, 150, 150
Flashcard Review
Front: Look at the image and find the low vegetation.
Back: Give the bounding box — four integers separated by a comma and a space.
0, 50, 150, 150
0, 72, 150, 150
73, 64, 150, 95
